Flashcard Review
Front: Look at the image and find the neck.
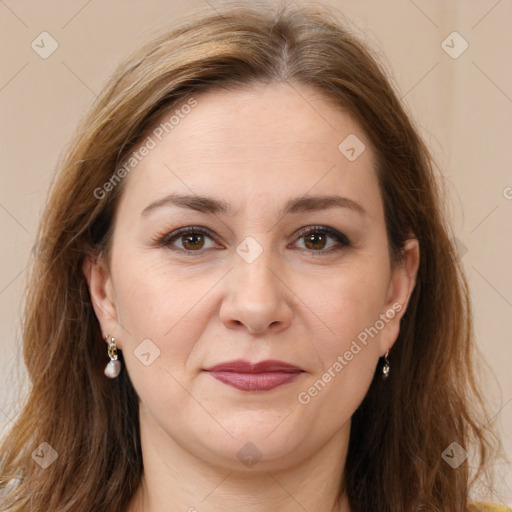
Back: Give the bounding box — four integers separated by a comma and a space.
126, 405, 352, 512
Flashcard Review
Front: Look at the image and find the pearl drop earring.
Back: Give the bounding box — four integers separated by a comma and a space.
104, 334, 122, 378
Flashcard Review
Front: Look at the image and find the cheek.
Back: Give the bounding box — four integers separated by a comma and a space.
313, 261, 391, 350
112, 249, 213, 327
110, 257, 217, 378
296, 259, 391, 412
294, 267, 389, 424
112, 244, 391, 360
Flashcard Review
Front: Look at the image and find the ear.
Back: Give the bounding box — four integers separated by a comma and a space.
378, 238, 420, 355
82, 254, 122, 345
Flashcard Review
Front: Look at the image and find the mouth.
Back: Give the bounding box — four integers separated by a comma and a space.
203, 359, 304, 392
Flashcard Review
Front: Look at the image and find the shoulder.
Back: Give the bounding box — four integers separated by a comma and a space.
469, 503, 512, 512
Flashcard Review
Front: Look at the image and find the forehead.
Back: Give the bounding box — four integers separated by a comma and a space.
116, 81, 382, 219
160, 82, 367, 163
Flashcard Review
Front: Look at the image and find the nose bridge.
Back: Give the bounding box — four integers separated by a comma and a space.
219, 234, 292, 334
234, 236, 280, 301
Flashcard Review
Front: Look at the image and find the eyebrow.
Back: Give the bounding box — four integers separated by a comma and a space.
141, 193, 367, 217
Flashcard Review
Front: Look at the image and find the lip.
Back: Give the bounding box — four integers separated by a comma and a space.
204, 359, 304, 392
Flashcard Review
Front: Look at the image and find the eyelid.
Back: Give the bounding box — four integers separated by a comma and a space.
292, 225, 351, 248
156, 226, 222, 252
157, 225, 351, 254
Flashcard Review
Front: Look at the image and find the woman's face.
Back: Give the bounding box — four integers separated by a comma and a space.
86, 82, 418, 471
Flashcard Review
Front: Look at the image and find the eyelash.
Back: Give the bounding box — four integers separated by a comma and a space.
155, 225, 351, 256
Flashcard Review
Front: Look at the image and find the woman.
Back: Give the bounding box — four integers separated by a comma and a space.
0, 2, 507, 511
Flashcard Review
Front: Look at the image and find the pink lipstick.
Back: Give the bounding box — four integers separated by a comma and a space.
204, 359, 303, 392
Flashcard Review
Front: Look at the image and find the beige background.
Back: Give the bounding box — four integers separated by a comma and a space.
0, 0, 510, 505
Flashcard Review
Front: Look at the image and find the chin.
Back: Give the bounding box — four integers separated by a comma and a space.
190, 418, 311, 471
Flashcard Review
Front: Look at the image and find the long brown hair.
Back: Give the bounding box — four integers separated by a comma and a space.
0, 2, 499, 511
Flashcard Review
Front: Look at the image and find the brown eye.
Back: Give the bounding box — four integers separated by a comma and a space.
181, 233, 205, 250
304, 232, 328, 250
160, 227, 218, 253
295, 226, 350, 253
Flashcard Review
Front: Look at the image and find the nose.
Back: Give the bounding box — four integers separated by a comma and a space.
219, 252, 293, 335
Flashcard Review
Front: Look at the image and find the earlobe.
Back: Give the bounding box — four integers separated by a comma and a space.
82, 255, 119, 337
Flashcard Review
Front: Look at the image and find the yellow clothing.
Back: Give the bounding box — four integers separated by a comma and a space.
471, 503, 511, 511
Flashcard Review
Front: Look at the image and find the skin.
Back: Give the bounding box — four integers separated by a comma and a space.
83, 81, 419, 512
